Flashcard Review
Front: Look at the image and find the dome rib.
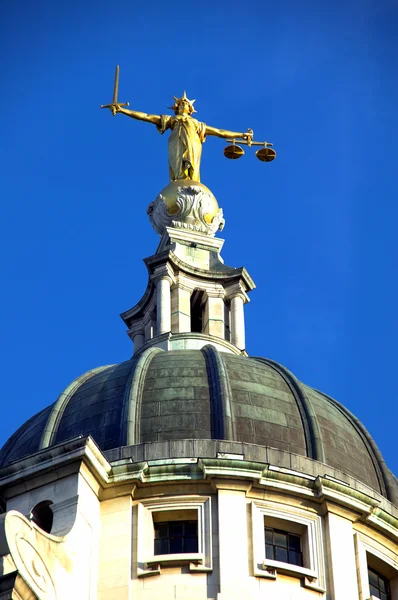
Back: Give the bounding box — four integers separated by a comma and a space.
202, 345, 235, 440
121, 347, 164, 445
39, 366, 113, 450
252, 358, 326, 463
314, 388, 398, 505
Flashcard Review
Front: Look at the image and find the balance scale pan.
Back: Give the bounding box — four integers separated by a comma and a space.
256, 148, 276, 162
224, 145, 245, 160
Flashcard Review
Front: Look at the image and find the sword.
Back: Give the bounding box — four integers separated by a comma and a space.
100, 65, 129, 114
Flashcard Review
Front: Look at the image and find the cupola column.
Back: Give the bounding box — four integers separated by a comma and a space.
203, 289, 225, 338
171, 283, 191, 333
133, 331, 145, 353
231, 295, 245, 349
127, 323, 146, 354
227, 285, 249, 351
152, 265, 175, 336
157, 277, 171, 334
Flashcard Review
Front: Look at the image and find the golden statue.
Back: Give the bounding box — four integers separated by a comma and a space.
113, 92, 253, 182
101, 67, 275, 183
101, 67, 275, 235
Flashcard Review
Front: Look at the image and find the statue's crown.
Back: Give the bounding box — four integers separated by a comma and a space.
169, 91, 197, 114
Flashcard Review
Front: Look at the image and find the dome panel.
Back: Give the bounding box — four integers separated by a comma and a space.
140, 350, 212, 442
223, 355, 307, 454
54, 361, 135, 451
0, 406, 52, 466
304, 386, 382, 493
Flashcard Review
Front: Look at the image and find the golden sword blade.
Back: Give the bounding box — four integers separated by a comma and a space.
112, 65, 120, 105
100, 65, 129, 110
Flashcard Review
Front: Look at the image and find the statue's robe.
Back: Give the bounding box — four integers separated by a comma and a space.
157, 114, 207, 182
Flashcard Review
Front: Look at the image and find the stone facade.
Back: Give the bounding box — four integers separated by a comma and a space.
0, 436, 397, 599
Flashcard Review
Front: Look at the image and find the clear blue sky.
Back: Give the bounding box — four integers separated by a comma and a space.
1, 1, 398, 475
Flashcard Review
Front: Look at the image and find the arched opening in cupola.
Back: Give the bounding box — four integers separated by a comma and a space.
190, 290, 204, 333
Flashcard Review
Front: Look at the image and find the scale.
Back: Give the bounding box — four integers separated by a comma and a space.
224, 129, 276, 162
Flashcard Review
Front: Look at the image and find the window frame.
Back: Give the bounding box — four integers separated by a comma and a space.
251, 500, 326, 592
264, 526, 303, 567
135, 495, 212, 577
354, 532, 398, 600
154, 519, 199, 555
368, 566, 392, 600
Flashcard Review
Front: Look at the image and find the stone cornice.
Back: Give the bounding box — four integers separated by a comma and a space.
0, 437, 111, 500
163, 226, 226, 253
150, 262, 175, 285
1, 438, 397, 543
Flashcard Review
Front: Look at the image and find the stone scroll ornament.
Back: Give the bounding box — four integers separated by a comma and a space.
0, 511, 57, 599
147, 185, 225, 236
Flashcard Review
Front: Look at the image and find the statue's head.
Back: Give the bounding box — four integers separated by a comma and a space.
169, 91, 197, 115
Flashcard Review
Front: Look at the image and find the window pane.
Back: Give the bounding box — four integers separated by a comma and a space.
265, 528, 273, 544
154, 519, 199, 556
154, 538, 168, 555
368, 567, 391, 600
288, 550, 302, 567
169, 522, 184, 537
369, 584, 379, 596
275, 547, 288, 563
154, 522, 168, 539
184, 537, 198, 553
265, 544, 274, 560
170, 538, 183, 554
379, 577, 387, 592
368, 569, 379, 587
274, 531, 287, 548
288, 534, 301, 552
185, 521, 198, 537
264, 527, 303, 567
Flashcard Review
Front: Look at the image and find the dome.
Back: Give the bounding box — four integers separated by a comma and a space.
1, 346, 396, 503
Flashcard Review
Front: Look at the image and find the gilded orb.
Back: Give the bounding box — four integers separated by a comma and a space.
159, 180, 219, 224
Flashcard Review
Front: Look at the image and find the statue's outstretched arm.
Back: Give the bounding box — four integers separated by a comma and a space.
115, 106, 161, 126
206, 125, 251, 140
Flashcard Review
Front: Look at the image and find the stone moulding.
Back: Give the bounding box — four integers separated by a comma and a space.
147, 185, 225, 237
107, 458, 398, 541
0, 436, 397, 544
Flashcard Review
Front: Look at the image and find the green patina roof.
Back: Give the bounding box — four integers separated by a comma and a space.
0, 347, 396, 504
